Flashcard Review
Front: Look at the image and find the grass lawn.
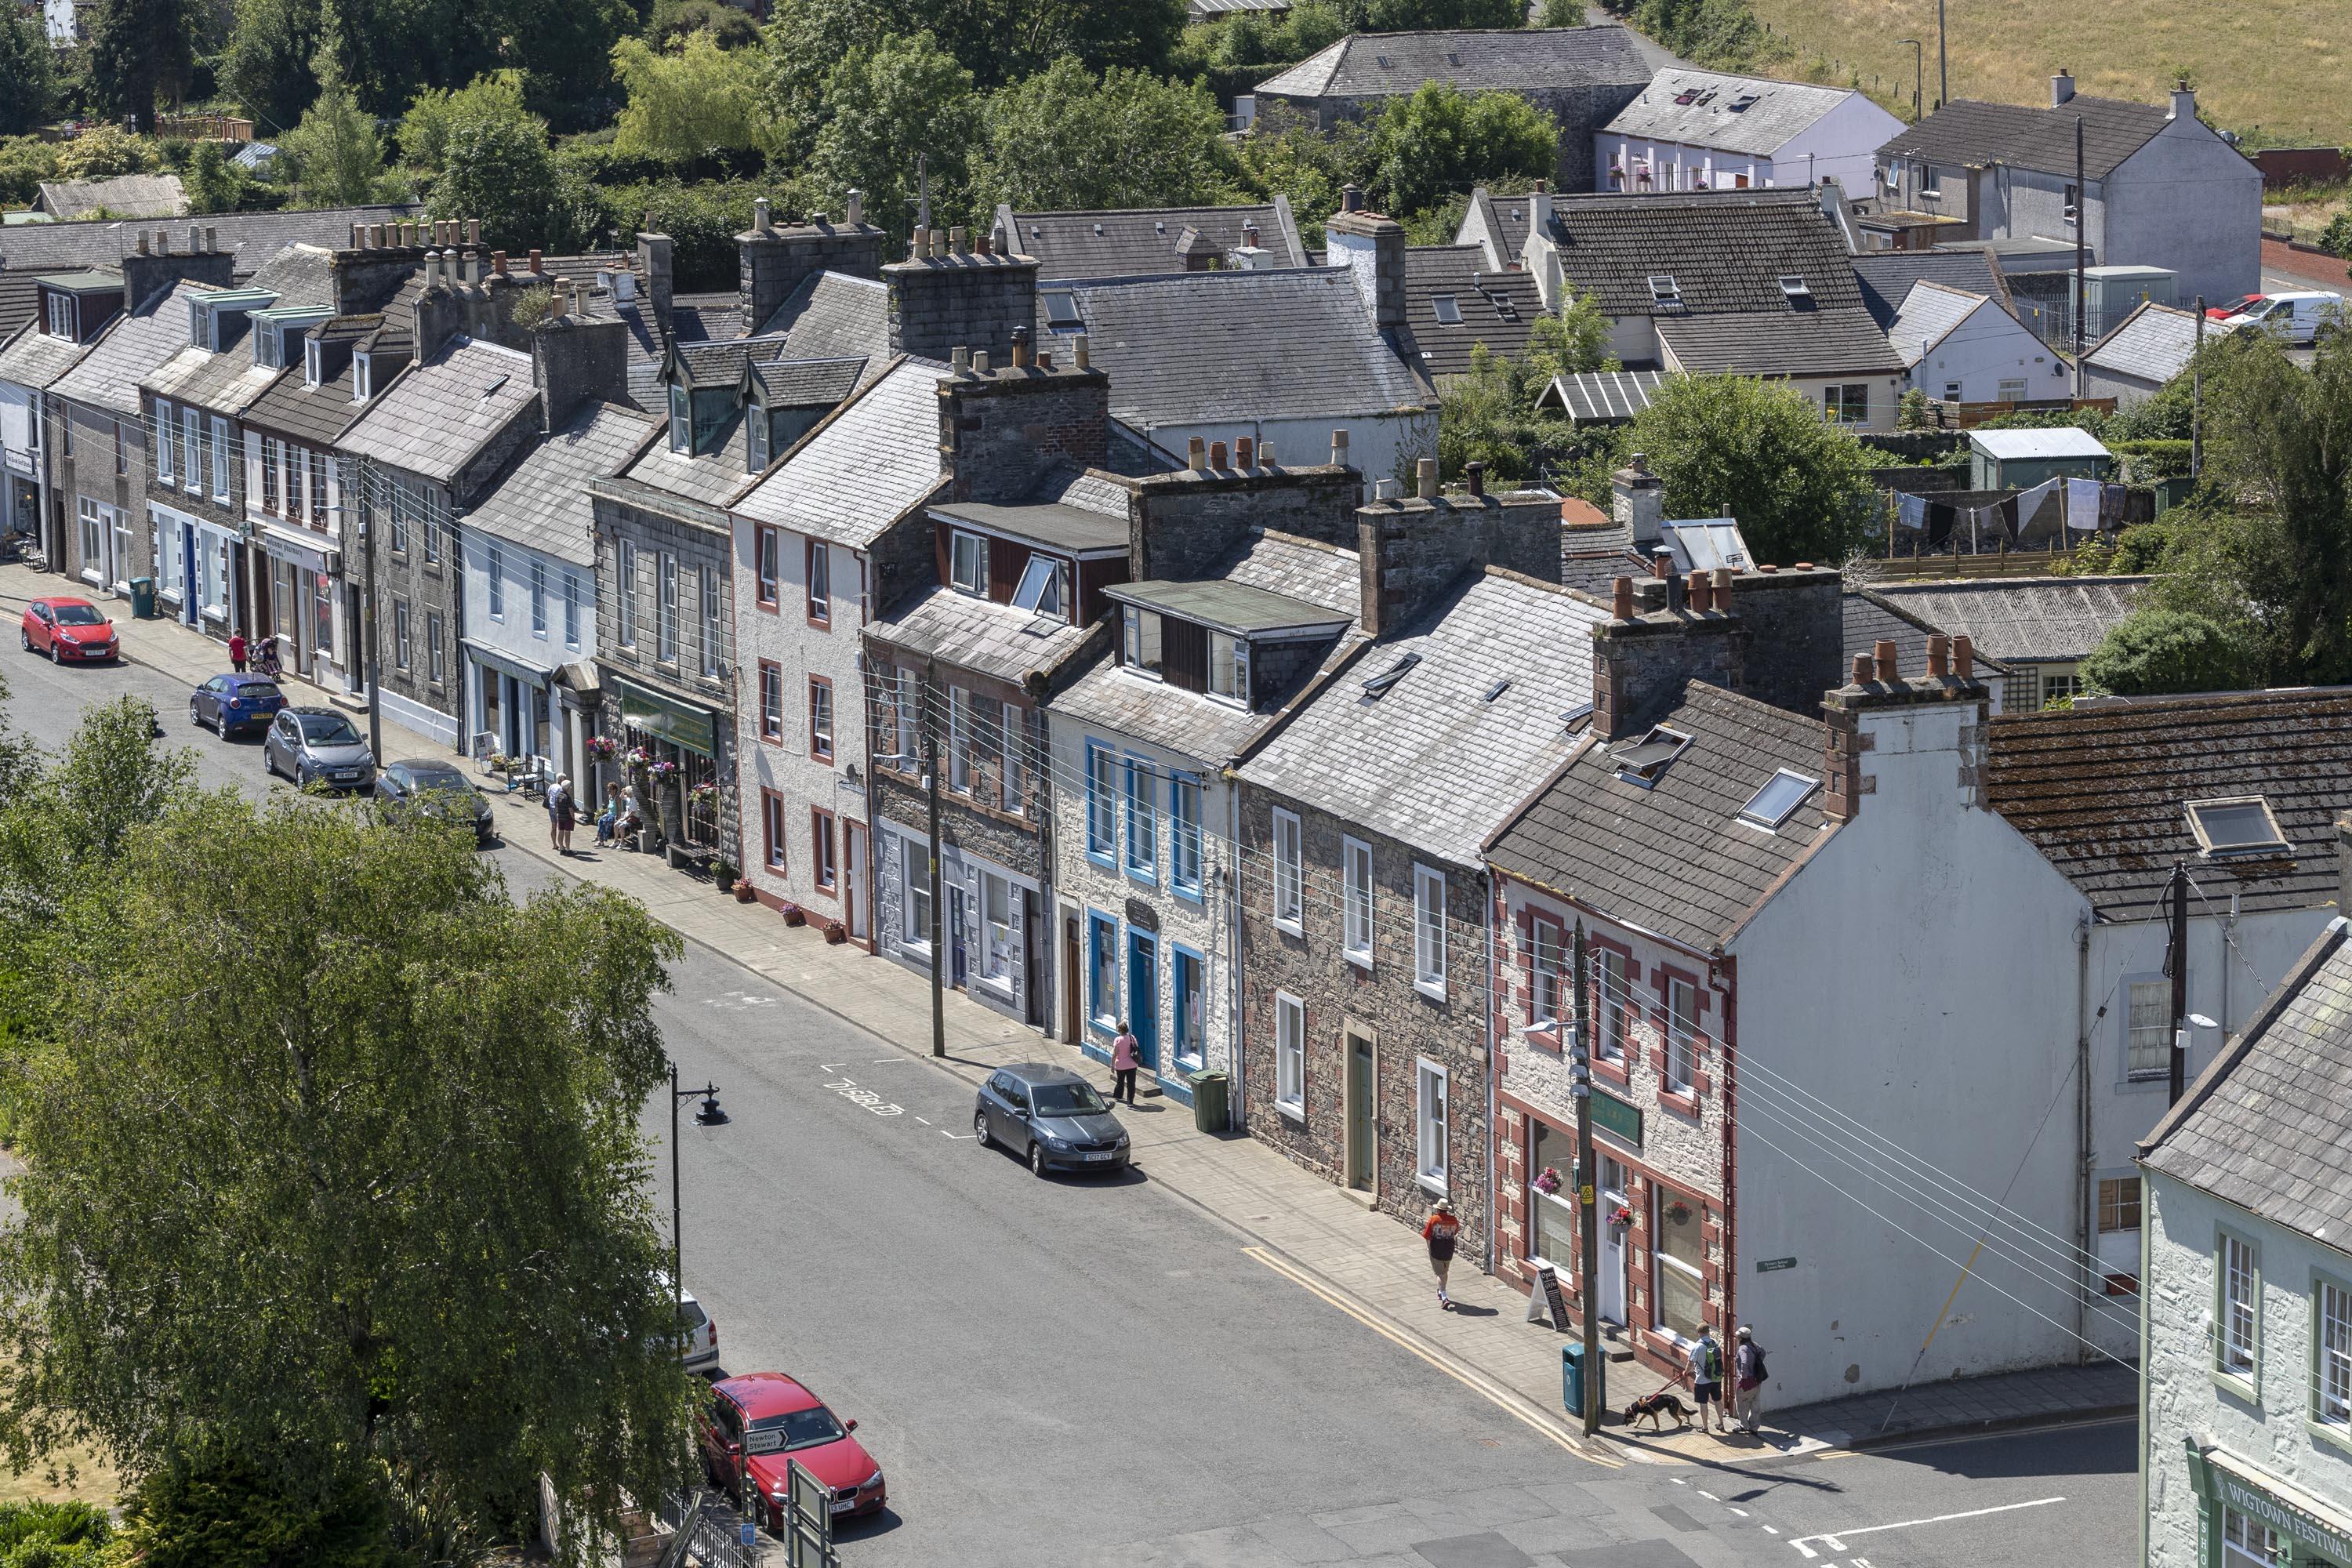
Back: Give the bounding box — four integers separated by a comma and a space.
1741, 0, 2352, 147
0, 1441, 118, 1507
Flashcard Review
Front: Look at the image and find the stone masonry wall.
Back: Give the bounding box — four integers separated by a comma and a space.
938, 362, 1109, 506
887, 254, 1040, 366
1130, 465, 1360, 581
738, 223, 885, 337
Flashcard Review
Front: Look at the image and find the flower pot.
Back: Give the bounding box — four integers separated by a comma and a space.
781, 904, 806, 927
822, 919, 847, 945
734, 880, 755, 903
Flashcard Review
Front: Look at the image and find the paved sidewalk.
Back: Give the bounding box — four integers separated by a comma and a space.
1769, 1360, 2138, 1450
49, 568, 2136, 1473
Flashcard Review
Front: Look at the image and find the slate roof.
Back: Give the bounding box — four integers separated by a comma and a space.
1222, 529, 1363, 619
1240, 571, 1609, 866
2083, 301, 2201, 387
146, 245, 340, 415
997, 201, 1308, 280
1657, 307, 1903, 376
336, 339, 538, 485
0, 270, 85, 345
671, 293, 745, 344
2141, 926, 2352, 1249
1886, 280, 1990, 365
1403, 245, 1544, 377
0, 320, 93, 390
1255, 25, 1651, 101
1602, 70, 1860, 157
1982, 688, 2352, 919
866, 583, 1098, 688
1842, 589, 2010, 683
1851, 249, 2013, 328
1040, 267, 1432, 426
0, 203, 419, 274
733, 356, 950, 549
673, 333, 791, 389
749, 357, 867, 406
1543, 368, 1666, 422
48, 279, 215, 416
1549, 189, 1878, 321
621, 414, 765, 510
757, 271, 891, 372
39, 173, 188, 221
1862, 577, 2143, 665
465, 401, 653, 567
1485, 679, 1838, 950
241, 321, 373, 446
1875, 94, 2187, 183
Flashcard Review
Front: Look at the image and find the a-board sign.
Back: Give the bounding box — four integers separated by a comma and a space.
1536, 1261, 1573, 1331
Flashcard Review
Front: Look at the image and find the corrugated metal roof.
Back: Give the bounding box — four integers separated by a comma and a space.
1969, 427, 2112, 460
1864, 576, 2143, 664
1546, 368, 1665, 422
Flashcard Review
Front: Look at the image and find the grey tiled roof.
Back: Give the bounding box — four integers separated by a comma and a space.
241, 341, 367, 446
620, 412, 764, 510
39, 173, 188, 221
866, 583, 1098, 688
999, 201, 1308, 280
757, 271, 890, 371
1040, 267, 1433, 426
1603, 71, 1860, 157
1842, 589, 2010, 681
671, 293, 744, 343
733, 355, 949, 549
1221, 529, 1362, 619
1241, 571, 1608, 866
1864, 576, 2145, 664
2083, 301, 2201, 386
1886, 280, 1987, 365
1485, 680, 1838, 949
673, 333, 789, 388
1875, 94, 2187, 183
0, 322, 93, 390
49, 279, 216, 416
145, 248, 337, 416
1851, 249, 2013, 328
245, 242, 338, 309
336, 339, 539, 484
1984, 688, 2352, 919
1256, 24, 1651, 100
2141, 927, 2352, 1248
749, 356, 866, 406
1403, 245, 1544, 377
1657, 306, 1904, 376
465, 401, 654, 566
0, 203, 419, 274
1549, 188, 1875, 322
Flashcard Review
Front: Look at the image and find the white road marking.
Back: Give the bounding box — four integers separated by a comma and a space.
1791, 1497, 2064, 1554
1762, 1525, 1779, 1535
1729, 1507, 1749, 1517
1790, 1543, 1817, 1559
1671, 1478, 1687, 1486
822, 1078, 905, 1116
1854, 1559, 1874, 1567
941, 1130, 977, 1141
913, 1116, 931, 1125
820, 1063, 848, 1072
1699, 1490, 1719, 1501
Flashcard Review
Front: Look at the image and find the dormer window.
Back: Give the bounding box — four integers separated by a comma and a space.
747, 403, 770, 471
1778, 274, 1812, 302
949, 529, 987, 596
44, 293, 74, 339
1123, 607, 1163, 677
668, 385, 689, 452
1011, 554, 1067, 619
353, 353, 372, 404
303, 336, 321, 388
1210, 632, 1250, 705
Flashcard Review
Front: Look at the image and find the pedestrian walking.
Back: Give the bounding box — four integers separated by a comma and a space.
545, 775, 566, 851
1733, 1325, 1767, 1434
1423, 1200, 1461, 1308
1686, 1323, 1729, 1433
1109, 1022, 1140, 1105
227, 632, 248, 673
554, 776, 577, 854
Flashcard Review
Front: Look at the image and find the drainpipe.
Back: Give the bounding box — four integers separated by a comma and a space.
1224, 786, 1245, 1131
2073, 913, 2092, 1358
1483, 869, 1497, 1276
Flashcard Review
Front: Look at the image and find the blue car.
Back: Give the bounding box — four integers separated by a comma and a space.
189, 673, 287, 738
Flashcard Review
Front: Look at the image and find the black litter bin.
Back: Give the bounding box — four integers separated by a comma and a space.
1191, 1071, 1229, 1133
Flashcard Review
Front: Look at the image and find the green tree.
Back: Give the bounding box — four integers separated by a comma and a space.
427, 106, 557, 251
610, 31, 769, 163
968, 56, 1229, 216
1628, 373, 1876, 563
808, 30, 978, 247
1343, 0, 1524, 25
0, 137, 60, 206
0, 7, 56, 136
121, 1450, 397, 1568
1523, 288, 1616, 383
279, 32, 385, 205
223, 0, 323, 136
645, 0, 759, 49
2078, 608, 2248, 695
52, 124, 159, 180
82, 0, 196, 132
1533, 0, 1584, 22
0, 789, 692, 1553
182, 140, 256, 212
1364, 82, 1556, 220
397, 71, 531, 171
1227, 118, 1370, 245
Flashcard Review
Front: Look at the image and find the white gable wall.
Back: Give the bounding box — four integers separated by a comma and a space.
1903, 296, 2072, 402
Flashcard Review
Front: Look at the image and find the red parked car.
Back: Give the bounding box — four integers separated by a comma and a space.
20, 597, 118, 662
696, 1371, 887, 1530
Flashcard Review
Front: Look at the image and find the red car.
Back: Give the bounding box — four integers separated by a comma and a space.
20, 597, 118, 662
696, 1371, 887, 1530
2208, 293, 2264, 320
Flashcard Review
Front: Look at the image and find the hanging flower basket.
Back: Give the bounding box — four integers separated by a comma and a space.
624, 746, 654, 771
1533, 1167, 1563, 1196
688, 780, 718, 804
648, 758, 680, 783
585, 735, 617, 761
1666, 1200, 1692, 1225
1607, 1204, 1634, 1229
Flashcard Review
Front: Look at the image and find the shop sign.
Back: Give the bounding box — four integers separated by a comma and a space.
2186, 1441, 2352, 1565
1592, 1088, 1642, 1150
612, 674, 717, 757
1756, 1257, 1798, 1273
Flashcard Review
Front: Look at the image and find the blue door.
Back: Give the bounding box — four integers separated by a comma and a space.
1127, 931, 1159, 1070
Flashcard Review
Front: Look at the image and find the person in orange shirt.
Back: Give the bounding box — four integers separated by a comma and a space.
1423, 1199, 1461, 1309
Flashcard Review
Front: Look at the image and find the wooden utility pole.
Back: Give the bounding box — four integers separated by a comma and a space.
2191, 297, 2206, 479
2072, 116, 2088, 398
927, 666, 946, 1058
1571, 920, 1601, 1436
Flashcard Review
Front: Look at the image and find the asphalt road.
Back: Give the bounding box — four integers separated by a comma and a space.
0, 638, 2140, 1568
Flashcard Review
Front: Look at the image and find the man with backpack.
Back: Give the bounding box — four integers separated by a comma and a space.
1733, 1324, 1768, 1435
1684, 1322, 1728, 1433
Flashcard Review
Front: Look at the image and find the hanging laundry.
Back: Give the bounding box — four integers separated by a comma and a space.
2066, 476, 2103, 530
1898, 492, 1928, 532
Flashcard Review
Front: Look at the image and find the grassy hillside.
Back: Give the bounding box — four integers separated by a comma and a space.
1738, 0, 2352, 147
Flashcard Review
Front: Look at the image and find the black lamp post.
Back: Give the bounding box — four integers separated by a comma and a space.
670, 1063, 728, 1343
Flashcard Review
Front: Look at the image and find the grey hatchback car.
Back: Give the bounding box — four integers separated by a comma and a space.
263, 706, 377, 790
974, 1063, 1131, 1177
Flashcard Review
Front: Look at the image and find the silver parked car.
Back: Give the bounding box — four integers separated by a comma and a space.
263, 706, 377, 791
974, 1062, 1130, 1177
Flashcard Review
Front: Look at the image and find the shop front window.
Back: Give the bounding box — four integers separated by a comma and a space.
1528, 1118, 1578, 1275
1653, 1185, 1706, 1340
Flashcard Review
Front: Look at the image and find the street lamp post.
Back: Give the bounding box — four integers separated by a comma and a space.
1897, 39, 1922, 122
668, 1063, 728, 1335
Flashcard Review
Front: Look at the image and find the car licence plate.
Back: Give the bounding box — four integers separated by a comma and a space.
1082, 1150, 1114, 1162
829, 1497, 855, 1514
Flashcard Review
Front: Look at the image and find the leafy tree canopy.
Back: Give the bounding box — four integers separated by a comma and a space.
426, 105, 558, 251
52, 125, 160, 181
645, 0, 759, 50
83, 0, 197, 131
807, 29, 978, 247
1628, 372, 1876, 564
1343, 0, 1525, 25
968, 56, 1229, 216
1524, 288, 1617, 383
611, 31, 770, 164
0, 7, 57, 136
224, 0, 323, 137
397, 70, 532, 170
1364, 82, 1555, 220
280, 31, 387, 206
2079, 608, 2249, 696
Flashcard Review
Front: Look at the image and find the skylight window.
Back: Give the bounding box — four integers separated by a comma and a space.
1730, 94, 1759, 111
1361, 652, 1421, 699
1673, 89, 1699, 104
1648, 274, 1683, 308
1738, 769, 1820, 829
1375, 53, 1392, 67
1483, 677, 1511, 702
1431, 294, 1463, 325
1778, 274, 1812, 301
1445, 52, 1461, 65
1044, 290, 1083, 330
2185, 796, 2290, 858
1612, 724, 1691, 786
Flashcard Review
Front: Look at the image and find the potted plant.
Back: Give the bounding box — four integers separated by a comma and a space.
1533, 1166, 1563, 1197
780, 902, 806, 927
712, 858, 738, 897
1607, 1203, 1634, 1231
584, 735, 617, 762
821, 917, 847, 945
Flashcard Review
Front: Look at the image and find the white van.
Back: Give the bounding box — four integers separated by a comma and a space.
2220, 291, 2343, 346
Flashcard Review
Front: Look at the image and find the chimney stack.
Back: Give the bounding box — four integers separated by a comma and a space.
1612, 452, 1666, 546
1327, 198, 1406, 330
1874, 638, 1898, 683
1188, 436, 1207, 472
1073, 332, 1089, 370
1210, 440, 1229, 469
1009, 325, 1033, 368
2051, 67, 2075, 107
951, 345, 971, 376
1341, 184, 1364, 213
1465, 459, 1485, 499
2169, 79, 2197, 121
754, 198, 772, 233
1330, 428, 1349, 467
1927, 633, 1950, 678
847, 189, 865, 226
1954, 634, 1974, 680
1612, 575, 1634, 620
1688, 572, 1712, 613
1236, 435, 1255, 470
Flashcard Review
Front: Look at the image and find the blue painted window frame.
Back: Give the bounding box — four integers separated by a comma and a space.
1171, 942, 1206, 1069
1171, 774, 1203, 901
1086, 910, 1120, 1036
1084, 741, 1116, 864
1124, 757, 1158, 884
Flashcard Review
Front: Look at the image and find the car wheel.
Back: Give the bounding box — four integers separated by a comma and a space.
1029, 1140, 1047, 1178
973, 1109, 992, 1149
190, 699, 204, 730
16, 628, 27, 651
48, 641, 60, 664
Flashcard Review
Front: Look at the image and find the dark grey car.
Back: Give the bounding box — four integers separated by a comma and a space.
974, 1063, 1130, 1178
375, 760, 495, 845
263, 706, 377, 790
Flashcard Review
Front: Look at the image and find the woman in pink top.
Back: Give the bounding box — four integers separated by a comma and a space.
1109, 1022, 1140, 1105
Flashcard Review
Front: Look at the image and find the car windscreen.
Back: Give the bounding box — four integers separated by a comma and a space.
408, 767, 469, 790
677, 1300, 709, 1331
233, 682, 282, 702
297, 714, 361, 746
1031, 1081, 1109, 1117
743, 1405, 846, 1455
51, 604, 105, 626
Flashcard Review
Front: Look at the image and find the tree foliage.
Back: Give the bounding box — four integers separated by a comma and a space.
1524, 288, 1617, 383
1342, 0, 1524, 25
807, 30, 978, 246
1628, 373, 1876, 564
1364, 82, 1556, 219
225, 0, 324, 136
968, 56, 1229, 216
0, 7, 56, 136
53, 125, 159, 181
82, 0, 197, 132
1436, 343, 1585, 485
2078, 608, 2248, 696
427, 108, 557, 251
281, 33, 387, 206
397, 70, 530, 170
610, 31, 769, 163
645, 0, 759, 49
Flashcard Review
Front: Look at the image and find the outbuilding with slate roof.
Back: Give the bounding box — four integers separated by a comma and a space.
2082, 299, 2204, 405
989, 200, 1308, 281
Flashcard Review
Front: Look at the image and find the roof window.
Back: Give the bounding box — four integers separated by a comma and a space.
1445, 52, 1461, 65
1483, 677, 1511, 702
1044, 289, 1083, 330
1375, 53, 1392, 67
1430, 294, 1463, 325
1647, 274, 1683, 308
1612, 724, 1691, 786
1730, 93, 1759, 111
2184, 796, 2289, 858
1778, 274, 1811, 301
1361, 652, 1421, 699
1737, 769, 1820, 829
1673, 89, 1699, 104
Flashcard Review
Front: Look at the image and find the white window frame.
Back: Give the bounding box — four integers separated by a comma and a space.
486, 541, 505, 619
668, 385, 689, 452
1665, 978, 1698, 1093
615, 540, 637, 648
949, 530, 986, 596
2318, 1273, 2352, 1430
1412, 864, 1446, 1000
111, 508, 131, 591
530, 558, 548, 637
1595, 946, 1628, 1060
180, 407, 201, 495
1124, 758, 1157, 882
1415, 1058, 1449, 1195
209, 416, 231, 502
45, 292, 74, 338
699, 566, 722, 678
806, 539, 830, 622
1531, 918, 1566, 1028
980, 870, 1015, 988
76, 497, 104, 585
1085, 742, 1116, 859
1209, 631, 1250, 705
657, 552, 679, 662
1011, 554, 1064, 617
563, 572, 581, 649
1274, 991, 1305, 1117
1123, 606, 1163, 677
1171, 775, 1203, 895
1341, 836, 1374, 970
1272, 808, 1303, 935
902, 833, 932, 953
947, 686, 971, 793
2219, 1229, 2259, 1385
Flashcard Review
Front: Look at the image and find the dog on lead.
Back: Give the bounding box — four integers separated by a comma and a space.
1622, 1391, 1694, 1432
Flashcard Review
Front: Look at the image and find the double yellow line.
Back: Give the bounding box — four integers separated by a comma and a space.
1242, 1246, 1624, 1469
